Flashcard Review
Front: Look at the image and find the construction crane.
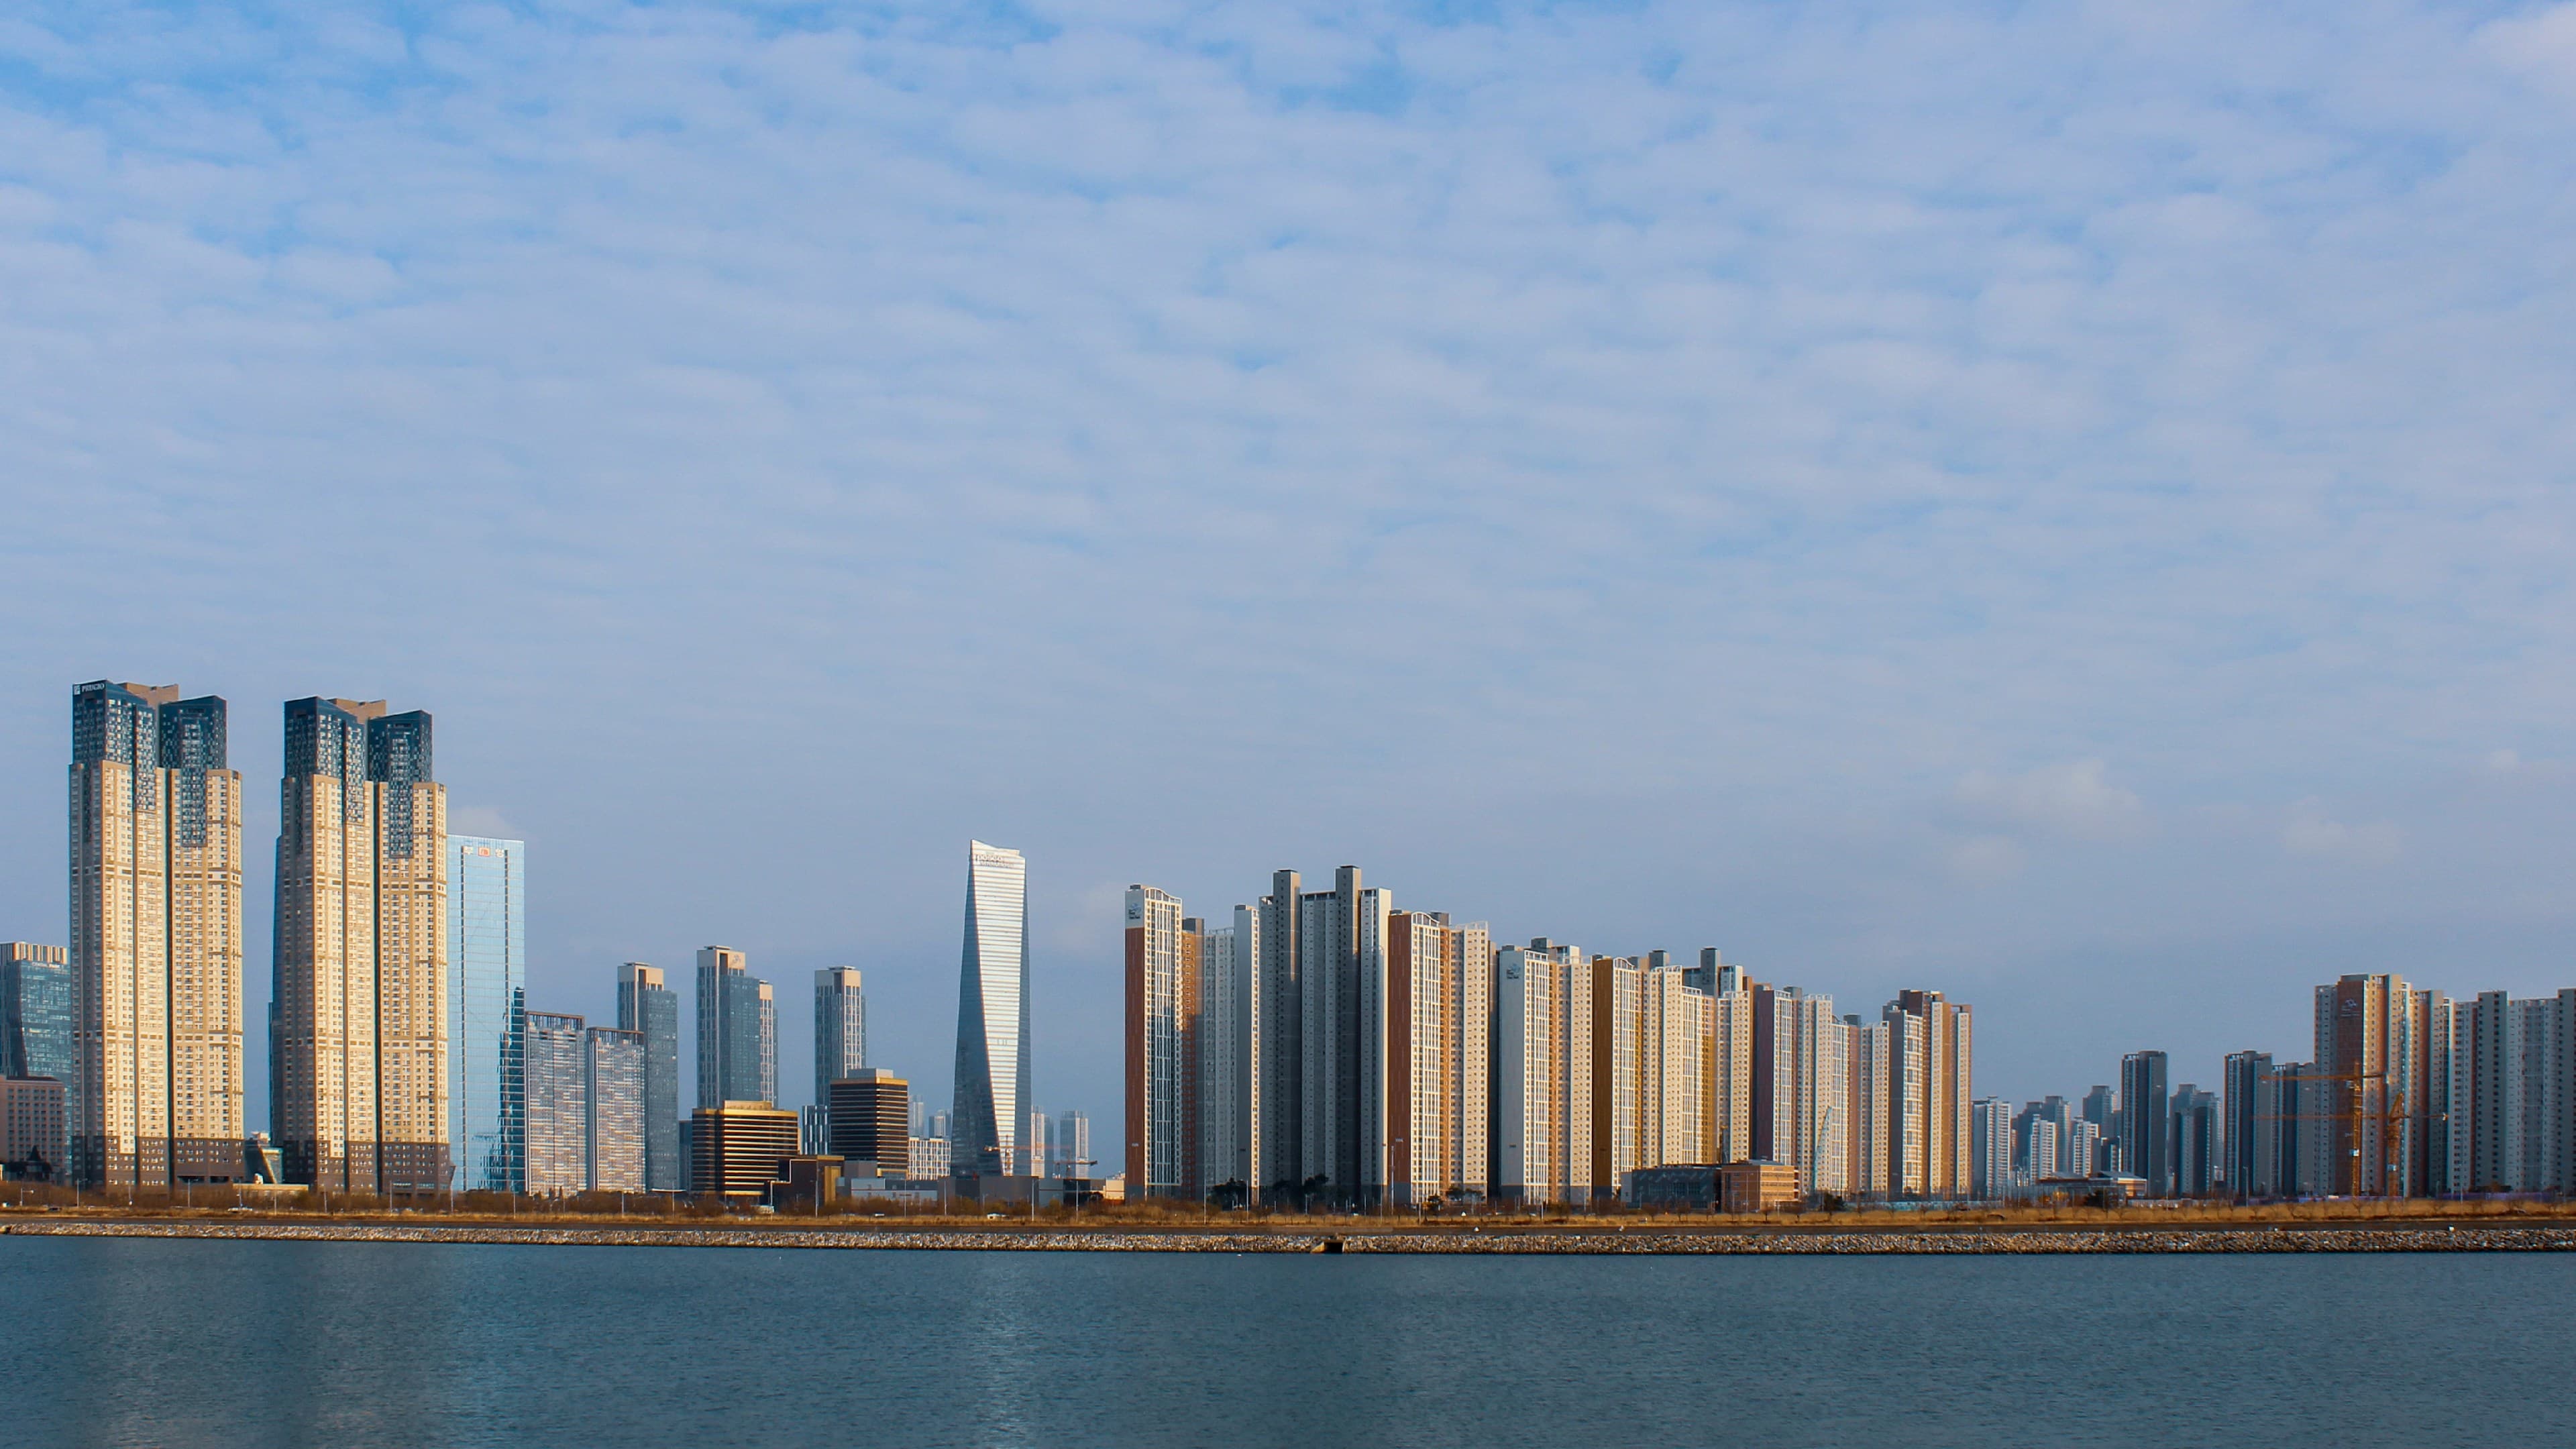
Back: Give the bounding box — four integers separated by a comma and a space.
2261, 1066, 2424, 1197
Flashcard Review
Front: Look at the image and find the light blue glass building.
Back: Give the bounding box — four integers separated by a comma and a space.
449, 837, 527, 1193
1, 943, 73, 1083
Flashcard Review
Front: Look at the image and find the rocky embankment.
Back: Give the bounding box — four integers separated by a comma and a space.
5, 1221, 2573, 1254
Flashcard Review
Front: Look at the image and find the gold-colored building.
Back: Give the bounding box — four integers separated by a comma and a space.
692, 1101, 802, 1198
273, 697, 449, 1194
69, 682, 245, 1188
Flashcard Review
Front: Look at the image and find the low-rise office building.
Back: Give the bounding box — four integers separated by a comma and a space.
690, 1102, 800, 1199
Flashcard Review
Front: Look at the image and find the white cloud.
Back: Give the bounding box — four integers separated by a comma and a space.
2479, 4, 2576, 96
449, 805, 522, 841
1953, 759, 2145, 841
2282, 802, 2402, 865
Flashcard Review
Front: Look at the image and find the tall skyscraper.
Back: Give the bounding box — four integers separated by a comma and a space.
272, 696, 449, 1193
2312, 973, 2414, 1196
2171, 1084, 2220, 1196
1493, 941, 1559, 1203
1589, 955, 1642, 1203
1968, 1097, 2011, 1198
1387, 910, 1455, 1207
523, 1011, 588, 1196
69, 682, 246, 1187
951, 841, 1028, 1179
1450, 921, 1492, 1195
1124, 885, 1191, 1199
449, 836, 525, 1193
695, 947, 773, 1106
1296, 867, 1364, 1199
813, 967, 866, 1110
1886, 989, 1973, 1199
1025, 1107, 1054, 1178
1256, 870, 1301, 1201
1195, 905, 1258, 1198
1638, 959, 1707, 1174
2120, 1051, 2170, 1195
2222, 1051, 2273, 1199
1847, 1016, 1892, 1199
616, 963, 681, 1191
584, 1025, 645, 1193
1748, 981, 1845, 1198
1707, 959, 1754, 1167
1057, 1108, 1091, 1178
2, 944, 73, 1084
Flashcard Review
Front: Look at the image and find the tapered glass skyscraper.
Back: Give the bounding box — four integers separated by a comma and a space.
952, 841, 1028, 1179
449, 837, 525, 1193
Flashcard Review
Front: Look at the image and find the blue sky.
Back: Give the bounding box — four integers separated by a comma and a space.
7, 0, 2576, 1132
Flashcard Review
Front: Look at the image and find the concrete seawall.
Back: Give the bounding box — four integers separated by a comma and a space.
7, 1221, 2574, 1254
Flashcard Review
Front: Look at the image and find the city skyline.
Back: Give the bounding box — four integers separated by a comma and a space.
5, 670, 2576, 1139
15, 674, 2576, 1205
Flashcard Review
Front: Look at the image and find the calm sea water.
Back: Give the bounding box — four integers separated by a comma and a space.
1, 1237, 2563, 1448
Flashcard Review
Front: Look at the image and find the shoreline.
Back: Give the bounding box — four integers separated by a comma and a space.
8, 1219, 2576, 1254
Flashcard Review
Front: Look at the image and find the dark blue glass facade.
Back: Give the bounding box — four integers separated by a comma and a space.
2, 945, 73, 1083
72, 681, 158, 810
366, 711, 433, 859
156, 695, 227, 847
282, 698, 368, 822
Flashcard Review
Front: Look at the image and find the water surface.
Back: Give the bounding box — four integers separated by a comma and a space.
1, 1238, 2556, 1447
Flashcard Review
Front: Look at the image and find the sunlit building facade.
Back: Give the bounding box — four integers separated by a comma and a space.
523, 1011, 587, 1196
616, 963, 680, 1191
951, 841, 1028, 1179
585, 1025, 645, 1193
1124, 884, 1191, 1199
69, 682, 247, 1187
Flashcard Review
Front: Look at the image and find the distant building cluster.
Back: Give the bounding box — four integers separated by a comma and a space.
2, 680, 1101, 1210
1122, 869, 1974, 1208
1977, 973, 2576, 1202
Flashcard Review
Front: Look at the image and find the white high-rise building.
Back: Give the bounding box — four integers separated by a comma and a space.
1126, 885, 1189, 1197
1451, 922, 1492, 1195
1493, 943, 1556, 1203
951, 841, 1028, 1179
1847, 1018, 1892, 1199
524, 1011, 588, 1196
585, 1026, 645, 1193
1639, 961, 1707, 1171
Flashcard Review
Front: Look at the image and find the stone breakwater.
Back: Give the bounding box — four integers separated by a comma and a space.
5, 1222, 2575, 1254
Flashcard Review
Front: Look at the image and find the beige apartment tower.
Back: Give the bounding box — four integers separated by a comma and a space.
1385, 910, 1454, 1206
272, 697, 449, 1193
69, 682, 246, 1187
